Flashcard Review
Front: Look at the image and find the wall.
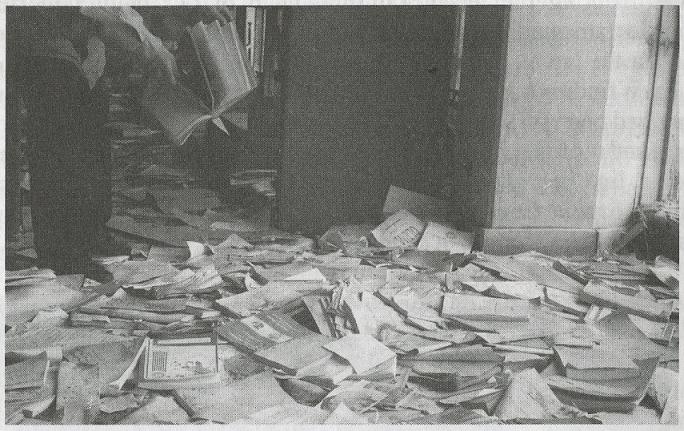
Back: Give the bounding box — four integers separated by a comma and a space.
486, 5, 669, 232
593, 6, 663, 228
457, 5, 672, 255
242, 6, 286, 170
276, 5, 671, 249
492, 5, 616, 228
278, 6, 455, 234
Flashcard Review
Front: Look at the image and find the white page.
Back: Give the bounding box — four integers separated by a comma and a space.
382, 185, 451, 221
442, 293, 530, 322
323, 334, 396, 375
203, 21, 255, 113
464, 281, 543, 300
371, 210, 426, 248
140, 81, 211, 146
417, 221, 473, 253
217, 22, 258, 111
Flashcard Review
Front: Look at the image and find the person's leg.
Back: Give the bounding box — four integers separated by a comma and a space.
75, 82, 112, 258
28, 155, 71, 272
24, 57, 96, 273
5, 85, 22, 240
207, 121, 235, 201
61, 187, 91, 274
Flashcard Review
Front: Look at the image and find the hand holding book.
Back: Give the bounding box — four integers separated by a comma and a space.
80, 7, 255, 145
81, 6, 179, 84
141, 20, 257, 146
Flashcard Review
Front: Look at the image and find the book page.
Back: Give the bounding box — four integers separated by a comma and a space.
464, 281, 543, 300
6, 326, 132, 354
219, 21, 258, 110
235, 403, 330, 424
442, 293, 530, 322
203, 21, 258, 113
174, 371, 293, 423
371, 210, 427, 248
188, 22, 218, 110
495, 368, 572, 420
6, 268, 56, 286
229, 21, 257, 85
211, 117, 229, 134
383, 185, 452, 221
5, 279, 90, 325
118, 394, 191, 424
254, 334, 333, 374
64, 339, 146, 392
189, 22, 239, 110
204, 22, 245, 110
56, 362, 100, 424
5, 352, 49, 390
581, 281, 673, 321
215, 287, 302, 318
417, 221, 474, 253
140, 81, 211, 146
323, 334, 396, 375
5, 366, 58, 420
545, 358, 659, 399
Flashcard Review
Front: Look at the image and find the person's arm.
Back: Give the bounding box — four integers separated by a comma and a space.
83, 6, 234, 85
81, 6, 178, 84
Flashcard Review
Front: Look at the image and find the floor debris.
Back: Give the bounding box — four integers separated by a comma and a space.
5, 180, 679, 424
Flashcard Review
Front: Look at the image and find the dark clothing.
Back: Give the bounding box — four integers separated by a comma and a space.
23, 57, 111, 274
5, 84, 23, 239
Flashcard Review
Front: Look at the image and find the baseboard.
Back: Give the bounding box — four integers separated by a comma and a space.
475, 227, 598, 257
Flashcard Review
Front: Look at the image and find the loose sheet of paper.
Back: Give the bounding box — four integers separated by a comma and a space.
371, 210, 426, 248
324, 334, 396, 375
417, 221, 473, 253
442, 293, 530, 322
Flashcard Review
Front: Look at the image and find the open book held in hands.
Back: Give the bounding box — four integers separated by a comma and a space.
142, 20, 257, 146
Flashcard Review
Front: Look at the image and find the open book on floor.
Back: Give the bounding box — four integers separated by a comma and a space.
142, 20, 257, 146
137, 336, 221, 390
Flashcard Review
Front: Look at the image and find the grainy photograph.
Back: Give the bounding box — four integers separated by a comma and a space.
3, 2, 680, 426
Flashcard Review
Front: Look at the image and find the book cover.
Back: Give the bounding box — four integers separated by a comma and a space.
138, 337, 220, 390
215, 310, 314, 353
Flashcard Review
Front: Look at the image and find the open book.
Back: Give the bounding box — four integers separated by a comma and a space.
137, 336, 221, 390
142, 20, 257, 146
